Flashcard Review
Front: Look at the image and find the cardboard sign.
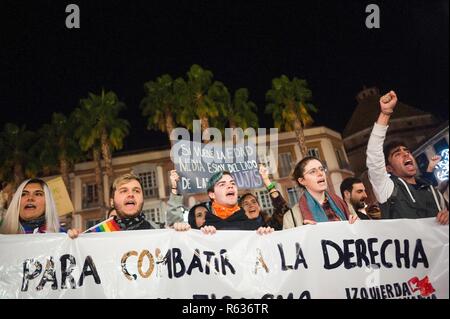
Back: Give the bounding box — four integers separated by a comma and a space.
46, 176, 74, 216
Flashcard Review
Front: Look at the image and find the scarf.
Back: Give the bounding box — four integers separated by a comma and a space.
114, 212, 147, 230
20, 214, 46, 234
300, 191, 347, 222
212, 201, 241, 220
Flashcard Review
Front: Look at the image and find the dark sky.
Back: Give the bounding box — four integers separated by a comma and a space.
1, 0, 448, 151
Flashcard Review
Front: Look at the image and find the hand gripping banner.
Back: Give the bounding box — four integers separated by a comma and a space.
0, 218, 448, 299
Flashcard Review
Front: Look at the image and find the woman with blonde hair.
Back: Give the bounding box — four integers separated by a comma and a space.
0, 178, 61, 234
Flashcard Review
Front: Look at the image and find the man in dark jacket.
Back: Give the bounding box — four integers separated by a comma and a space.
366, 90, 448, 224
166, 170, 273, 234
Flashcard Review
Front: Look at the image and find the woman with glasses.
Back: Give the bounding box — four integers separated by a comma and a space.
289, 156, 358, 225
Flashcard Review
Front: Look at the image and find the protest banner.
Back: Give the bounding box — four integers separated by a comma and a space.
172, 140, 264, 193
0, 218, 448, 299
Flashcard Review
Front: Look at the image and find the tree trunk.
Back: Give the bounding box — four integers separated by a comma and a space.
201, 116, 210, 144
165, 110, 175, 146
229, 121, 237, 144
101, 130, 114, 181
93, 148, 105, 208
59, 157, 71, 196
293, 118, 308, 158
13, 163, 24, 188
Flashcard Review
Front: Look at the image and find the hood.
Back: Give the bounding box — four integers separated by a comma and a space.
188, 203, 209, 229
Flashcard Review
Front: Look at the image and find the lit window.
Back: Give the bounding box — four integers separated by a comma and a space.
255, 190, 274, 216
307, 148, 320, 159
278, 152, 293, 178
82, 183, 98, 209
143, 207, 161, 223
138, 171, 158, 198
287, 187, 301, 207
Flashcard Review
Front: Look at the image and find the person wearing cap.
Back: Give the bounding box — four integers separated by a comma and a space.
166, 169, 273, 234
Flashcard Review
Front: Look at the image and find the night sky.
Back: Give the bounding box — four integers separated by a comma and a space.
1, 0, 448, 151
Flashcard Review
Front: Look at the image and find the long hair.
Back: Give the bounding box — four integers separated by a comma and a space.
0, 179, 60, 234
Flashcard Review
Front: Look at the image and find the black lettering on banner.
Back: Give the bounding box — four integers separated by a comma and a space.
21, 259, 42, 292
220, 249, 236, 275
380, 239, 393, 268
322, 240, 344, 269
172, 248, 186, 278
36, 257, 58, 291
395, 240, 410, 268
60, 254, 77, 289
186, 249, 203, 275
367, 238, 380, 267
412, 239, 429, 268
78, 256, 101, 286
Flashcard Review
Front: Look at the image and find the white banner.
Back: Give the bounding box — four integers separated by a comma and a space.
0, 218, 448, 299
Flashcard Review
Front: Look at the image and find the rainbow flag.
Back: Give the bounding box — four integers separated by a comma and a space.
84, 217, 121, 233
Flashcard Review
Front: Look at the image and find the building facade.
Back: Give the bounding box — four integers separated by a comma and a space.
64, 126, 353, 230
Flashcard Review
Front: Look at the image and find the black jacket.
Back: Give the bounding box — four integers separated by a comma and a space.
201, 201, 265, 230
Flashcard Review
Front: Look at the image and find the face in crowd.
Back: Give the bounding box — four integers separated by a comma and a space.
348, 182, 368, 210
19, 182, 46, 221
111, 179, 144, 218
208, 174, 238, 207
386, 145, 417, 178
240, 194, 261, 219
194, 205, 207, 228
297, 159, 328, 193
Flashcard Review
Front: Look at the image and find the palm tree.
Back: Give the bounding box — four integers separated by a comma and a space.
36, 113, 82, 195
140, 74, 183, 145
178, 64, 223, 143
224, 88, 259, 130
78, 89, 129, 182
265, 75, 317, 157
73, 101, 105, 208
0, 123, 36, 187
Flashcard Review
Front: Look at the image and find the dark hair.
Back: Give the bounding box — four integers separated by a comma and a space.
238, 192, 258, 207
207, 170, 233, 193
292, 156, 324, 188
340, 177, 363, 199
188, 203, 208, 229
383, 140, 408, 165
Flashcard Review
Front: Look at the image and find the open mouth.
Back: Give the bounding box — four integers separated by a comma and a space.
317, 179, 326, 185
24, 204, 37, 210
124, 200, 136, 208
226, 191, 235, 198
404, 159, 415, 169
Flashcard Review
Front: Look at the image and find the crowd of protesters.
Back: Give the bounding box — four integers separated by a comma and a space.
0, 91, 448, 236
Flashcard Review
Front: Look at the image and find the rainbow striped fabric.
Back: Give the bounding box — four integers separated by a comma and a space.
84, 217, 121, 233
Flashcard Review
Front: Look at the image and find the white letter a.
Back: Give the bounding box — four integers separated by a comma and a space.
65, 4, 80, 29
365, 4, 380, 29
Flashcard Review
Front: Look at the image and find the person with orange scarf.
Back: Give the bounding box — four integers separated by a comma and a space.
166, 170, 273, 234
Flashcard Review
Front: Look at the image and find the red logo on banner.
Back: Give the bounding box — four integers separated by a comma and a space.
408, 276, 436, 297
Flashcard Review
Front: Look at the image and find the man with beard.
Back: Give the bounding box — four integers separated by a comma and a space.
366, 90, 448, 224
108, 173, 153, 230
68, 173, 152, 238
340, 177, 371, 220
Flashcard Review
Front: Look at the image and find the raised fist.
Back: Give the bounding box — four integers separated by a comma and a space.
170, 170, 180, 189
379, 90, 398, 115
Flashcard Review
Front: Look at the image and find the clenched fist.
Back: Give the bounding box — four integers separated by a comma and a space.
379, 90, 398, 115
